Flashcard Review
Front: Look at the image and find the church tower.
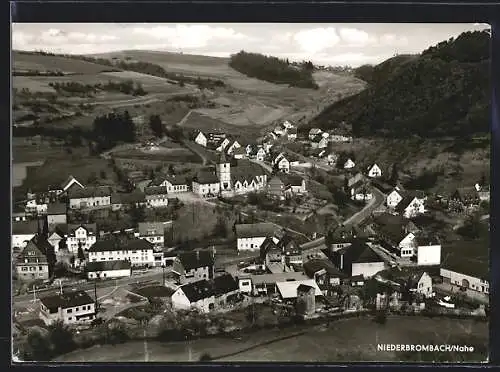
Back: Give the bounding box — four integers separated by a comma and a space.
217, 152, 231, 191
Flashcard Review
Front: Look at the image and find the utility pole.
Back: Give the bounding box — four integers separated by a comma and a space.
94, 279, 98, 313
162, 265, 166, 286
59, 279, 63, 295
32, 285, 37, 303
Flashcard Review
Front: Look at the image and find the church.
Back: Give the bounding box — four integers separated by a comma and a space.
192, 153, 269, 197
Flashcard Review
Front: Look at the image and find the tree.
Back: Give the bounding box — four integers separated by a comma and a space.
99, 170, 107, 179
47, 321, 77, 355
130, 205, 146, 225
24, 329, 52, 361
213, 217, 228, 238
199, 353, 212, 361
390, 163, 399, 186
87, 172, 98, 185
149, 114, 164, 138
168, 164, 175, 175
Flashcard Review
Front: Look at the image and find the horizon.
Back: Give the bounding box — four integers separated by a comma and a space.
12, 23, 490, 68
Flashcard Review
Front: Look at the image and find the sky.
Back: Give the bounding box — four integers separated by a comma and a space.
11, 23, 490, 67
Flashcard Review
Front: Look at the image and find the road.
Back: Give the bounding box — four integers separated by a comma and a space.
343, 186, 385, 226
248, 159, 273, 173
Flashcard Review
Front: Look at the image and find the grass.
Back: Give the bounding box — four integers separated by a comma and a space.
54, 316, 488, 362
182, 112, 262, 140
19, 155, 117, 193
132, 285, 175, 299
112, 148, 201, 164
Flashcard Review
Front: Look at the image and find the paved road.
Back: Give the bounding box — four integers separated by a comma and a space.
343, 187, 385, 226
248, 159, 273, 173
182, 140, 209, 165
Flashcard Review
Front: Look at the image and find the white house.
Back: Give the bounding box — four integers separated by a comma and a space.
68, 186, 112, 210
282, 120, 294, 130
367, 164, 382, 178
171, 281, 215, 312
65, 224, 97, 254
12, 220, 39, 249
410, 272, 433, 298
440, 265, 489, 295
149, 175, 189, 193
138, 221, 172, 249
397, 233, 416, 258
386, 188, 404, 208
235, 223, 280, 252
144, 186, 169, 208
194, 131, 208, 147
334, 240, 386, 278
39, 291, 96, 326
287, 128, 297, 141
215, 138, 231, 152
309, 128, 323, 140
232, 147, 247, 159
344, 158, 356, 169
277, 157, 290, 173
226, 140, 242, 155
395, 196, 426, 219
415, 237, 441, 266
192, 172, 221, 197
311, 134, 329, 149
85, 260, 132, 280
88, 238, 155, 267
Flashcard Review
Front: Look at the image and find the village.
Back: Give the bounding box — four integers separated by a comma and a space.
12, 115, 490, 350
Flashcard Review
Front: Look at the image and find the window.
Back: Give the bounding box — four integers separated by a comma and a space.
39, 266, 43, 271
68, 317, 72, 321
21, 267, 27, 271
76, 307, 79, 311
67, 309, 73, 313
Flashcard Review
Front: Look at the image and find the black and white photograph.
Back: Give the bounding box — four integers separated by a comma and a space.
11, 23, 490, 363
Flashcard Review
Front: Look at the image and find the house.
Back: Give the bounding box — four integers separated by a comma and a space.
311, 134, 329, 149
138, 221, 172, 249
347, 172, 364, 188
386, 188, 404, 208
59, 175, 85, 195
172, 249, 215, 284
68, 186, 112, 210
283, 174, 307, 196
46, 203, 67, 226
192, 172, 221, 197
344, 158, 356, 169
309, 128, 323, 140
149, 175, 189, 193
194, 131, 208, 147
226, 140, 242, 155
440, 259, 489, 295
277, 234, 303, 266
266, 176, 286, 200
367, 164, 382, 178
276, 279, 322, 301
296, 284, 317, 317
12, 220, 39, 249
85, 260, 132, 280
15, 239, 50, 281
215, 138, 231, 152
88, 238, 155, 267
12, 205, 28, 222
232, 146, 247, 159
39, 291, 95, 326
449, 187, 481, 211
349, 179, 373, 201
48, 227, 65, 255
111, 191, 146, 211
260, 237, 283, 271
408, 271, 433, 298
25, 192, 58, 216
332, 239, 386, 278
326, 153, 338, 166
238, 272, 308, 296
276, 156, 290, 173
372, 215, 417, 258
287, 127, 297, 141
65, 224, 97, 254
144, 186, 169, 208
395, 195, 426, 219
235, 223, 281, 252
171, 274, 240, 312
282, 120, 294, 130
414, 236, 441, 266
303, 258, 346, 290
255, 147, 267, 161
229, 159, 269, 194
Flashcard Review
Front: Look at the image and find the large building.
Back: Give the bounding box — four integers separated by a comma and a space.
144, 186, 170, 208
12, 220, 39, 249
331, 239, 386, 279
88, 238, 155, 267
85, 260, 132, 280
149, 175, 189, 193
235, 223, 280, 252
15, 238, 50, 281
39, 291, 95, 325
138, 221, 172, 249
68, 186, 112, 210
65, 223, 97, 254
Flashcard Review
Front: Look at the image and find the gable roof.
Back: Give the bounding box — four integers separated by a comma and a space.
17, 239, 48, 263
235, 223, 279, 239
61, 175, 84, 191
338, 239, 384, 265
213, 274, 239, 296
303, 259, 346, 278
277, 234, 301, 255
179, 280, 213, 302
40, 291, 94, 311
85, 260, 131, 272
279, 174, 304, 187
111, 191, 146, 204
178, 250, 215, 270
395, 195, 419, 213
260, 236, 280, 257
67, 223, 97, 236
68, 186, 112, 199
138, 221, 172, 236
89, 238, 153, 253
144, 186, 169, 196
193, 171, 219, 185
276, 279, 322, 299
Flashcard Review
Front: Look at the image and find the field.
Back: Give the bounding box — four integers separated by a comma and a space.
113, 146, 201, 164
54, 316, 488, 362
181, 112, 263, 140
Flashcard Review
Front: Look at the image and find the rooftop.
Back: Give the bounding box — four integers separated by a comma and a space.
40, 290, 94, 311
178, 250, 215, 270
68, 186, 112, 199
193, 171, 219, 185
89, 238, 153, 253
144, 186, 169, 196
245, 271, 308, 285
12, 220, 39, 235
303, 259, 346, 278
276, 279, 322, 299
85, 260, 131, 272
235, 223, 279, 239
138, 221, 172, 237
47, 202, 67, 215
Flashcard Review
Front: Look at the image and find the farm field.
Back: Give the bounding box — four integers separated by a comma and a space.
112, 147, 201, 164
54, 316, 488, 362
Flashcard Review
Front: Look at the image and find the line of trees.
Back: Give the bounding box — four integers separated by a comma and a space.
49, 80, 147, 96
91, 111, 136, 152
229, 51, 319, 89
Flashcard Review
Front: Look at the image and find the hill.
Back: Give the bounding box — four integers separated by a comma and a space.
229, 51, 319, 89
307, 30, 490, 138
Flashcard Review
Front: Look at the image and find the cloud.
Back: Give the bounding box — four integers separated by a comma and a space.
378, 33, 409, 47
293, 27, 340, 54
339, 28, 377, 47
132, 25, 249, 49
